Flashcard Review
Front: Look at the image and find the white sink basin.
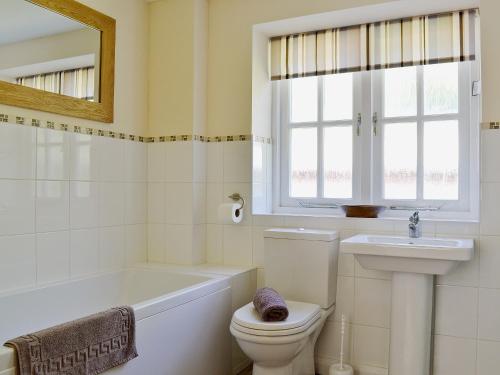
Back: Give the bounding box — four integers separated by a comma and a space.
341, 234, 474, 275
341, 234, 475, 375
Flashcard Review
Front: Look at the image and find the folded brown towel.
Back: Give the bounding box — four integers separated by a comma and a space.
253, 287, 289, 322
5, 306, 138, 375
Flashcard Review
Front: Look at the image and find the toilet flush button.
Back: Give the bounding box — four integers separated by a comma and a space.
298, 228, 305, 231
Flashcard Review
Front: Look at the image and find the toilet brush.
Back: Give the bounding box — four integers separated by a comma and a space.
329, 314, 353, 375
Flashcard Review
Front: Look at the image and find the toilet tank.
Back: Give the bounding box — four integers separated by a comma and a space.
263, 228, 339, 308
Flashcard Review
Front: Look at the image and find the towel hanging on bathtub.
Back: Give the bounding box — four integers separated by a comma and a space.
5, 306, 138, 375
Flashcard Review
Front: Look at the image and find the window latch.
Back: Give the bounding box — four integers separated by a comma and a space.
356, 113, 362, 136
372, 112, 378, 136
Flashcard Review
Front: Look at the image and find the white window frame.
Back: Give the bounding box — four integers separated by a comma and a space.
278, 73, 363, 208
274, 61, 480, 219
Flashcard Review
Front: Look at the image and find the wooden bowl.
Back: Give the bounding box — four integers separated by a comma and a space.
341, 205, 385, 218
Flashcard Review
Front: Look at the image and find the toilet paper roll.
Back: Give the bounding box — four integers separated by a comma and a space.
218, 203, 243, 224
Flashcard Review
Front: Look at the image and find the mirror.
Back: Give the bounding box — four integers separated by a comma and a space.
0, 0, 115, 123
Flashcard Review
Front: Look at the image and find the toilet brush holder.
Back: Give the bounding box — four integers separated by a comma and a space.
330, 314, 353, 375
329, 363, 353, 375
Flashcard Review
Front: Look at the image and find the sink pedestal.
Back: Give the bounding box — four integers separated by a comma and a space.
389, 272, 433, 375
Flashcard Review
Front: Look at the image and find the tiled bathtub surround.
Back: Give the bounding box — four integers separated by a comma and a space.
0, 122, 147, 294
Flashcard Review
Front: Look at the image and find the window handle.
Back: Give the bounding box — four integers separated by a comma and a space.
356, 113, 362, 136
372, 112, 378, 136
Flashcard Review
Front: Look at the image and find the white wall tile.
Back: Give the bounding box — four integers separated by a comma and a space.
99, 226, 125, 271
354, 278, 391, 328
479, 235, 500, 288
125, 183, 147, 225
0, 124, 36, 179
352, 325, 389, 368
69, 133, 100, 181
478, 288, 500, 341
69, 181, 99, 229
147, 223, 166, 262
165, 142, 193, 182
36, 128, 70, 180
434, 285, 478, 338
0, 180, 35, 236
252, 226, 266, 267
206, 142, 223, 183
99, 182, 125, 227
0, 234, 36, 292
125, 224, 147, 265
333, 276, 355, 323
480, 183, 500, 235
165, 224, 193, 264
477, 340, 500, 375
432, 335, 476, 375
147, 143, 166, 182
165, 183, 193, 224
125, 141, 147, 182
36, 231, 70, 284
206, 183, 223, 224
147, 182, 165, 223
193, 141, 206, 183
36, 180, 69, 232
223, 141, 252, 183
192, 224, 206, 264
481, 130, 500, 183
223, 225, 252, 266
206, 224, 223, 264
70, 228, 99, 277
98, 137, 125, 182
192, 183, 206, 225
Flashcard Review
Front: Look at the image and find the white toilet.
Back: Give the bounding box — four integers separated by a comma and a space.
230, 228, 338, 375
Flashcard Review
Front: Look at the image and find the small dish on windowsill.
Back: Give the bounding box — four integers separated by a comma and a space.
341, 205, 386, 218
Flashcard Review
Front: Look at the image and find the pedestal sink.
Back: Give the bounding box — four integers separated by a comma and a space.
341, 234, 474, 375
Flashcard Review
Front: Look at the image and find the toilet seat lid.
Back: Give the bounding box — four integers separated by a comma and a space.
232, 300, 321, 332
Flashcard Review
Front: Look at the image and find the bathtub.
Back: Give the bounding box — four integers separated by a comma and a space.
0, 265, 233, 375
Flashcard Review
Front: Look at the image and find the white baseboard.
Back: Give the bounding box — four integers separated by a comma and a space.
315, 356, 388, 375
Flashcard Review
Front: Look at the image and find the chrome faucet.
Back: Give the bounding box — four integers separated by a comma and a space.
409, 211, 421, 238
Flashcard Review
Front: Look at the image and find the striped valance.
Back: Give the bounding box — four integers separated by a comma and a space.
269, 9, 478, 80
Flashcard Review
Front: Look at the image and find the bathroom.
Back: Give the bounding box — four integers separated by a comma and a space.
0, 0, 498, 374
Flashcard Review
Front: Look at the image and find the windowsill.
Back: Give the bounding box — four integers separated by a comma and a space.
263, 206, 479, 224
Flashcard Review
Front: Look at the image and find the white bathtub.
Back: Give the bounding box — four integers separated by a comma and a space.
0, 265, 233, 375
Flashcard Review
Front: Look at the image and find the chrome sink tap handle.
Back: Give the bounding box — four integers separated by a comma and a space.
409, 211, 421, 238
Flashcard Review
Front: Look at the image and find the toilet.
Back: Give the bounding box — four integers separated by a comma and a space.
230, 228, 338, 375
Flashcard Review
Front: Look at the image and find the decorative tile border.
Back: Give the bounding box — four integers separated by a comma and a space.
482, 122, 500, 130
0, 112, 272, 144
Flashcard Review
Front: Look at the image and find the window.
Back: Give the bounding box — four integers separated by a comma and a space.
276, 61, 479, 216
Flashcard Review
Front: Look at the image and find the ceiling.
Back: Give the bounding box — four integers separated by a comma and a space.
0, 0, 88, 46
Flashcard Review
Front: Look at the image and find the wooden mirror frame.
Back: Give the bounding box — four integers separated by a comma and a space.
0, 0, 116, 123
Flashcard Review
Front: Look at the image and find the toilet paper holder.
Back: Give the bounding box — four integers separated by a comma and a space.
228, 193, 245, 210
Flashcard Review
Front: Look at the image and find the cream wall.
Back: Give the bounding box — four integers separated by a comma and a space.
0, 0, 148, 136
480, 0, 499, 122
148, 0, 208, 137
206, 0, 390, 137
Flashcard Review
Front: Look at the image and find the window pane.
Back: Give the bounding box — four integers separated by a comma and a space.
424, 121, 459, 200
384, 123, 417, 199
323, 73, 353, 121
384, 67, 417, 117
290, 127, 317, 197
424, 62, 458, 115
324, 126, 352, 198
290, 77, 318, 122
